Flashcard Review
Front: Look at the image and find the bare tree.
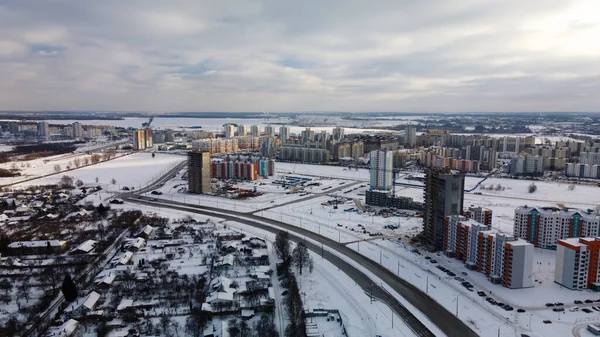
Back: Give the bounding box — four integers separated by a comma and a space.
292, 242, 313, 275
84, 157, 90, 165
60, 175, 74, 189
91, 154, 101, 164
111, 178, 117, 185
275, 231, 291, 261
53, 164, 61, 173
73, 158, 81, 168
17, 277, 30, 303
528, 183, 537, 194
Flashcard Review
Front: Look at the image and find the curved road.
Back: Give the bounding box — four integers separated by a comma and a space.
123, 194, 478, 337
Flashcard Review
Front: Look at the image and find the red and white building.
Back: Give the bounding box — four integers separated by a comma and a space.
444, 215, 533, 289
555, 237, 600, 290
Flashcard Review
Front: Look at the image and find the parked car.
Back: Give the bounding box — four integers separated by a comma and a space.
545, 303, 555, 307
517, 309, 526, 313
552, 307, 564, 312
110, 198, 124, 204
574, 300, 583, 305
151, 190, 162, 195
585, 299, 594, 304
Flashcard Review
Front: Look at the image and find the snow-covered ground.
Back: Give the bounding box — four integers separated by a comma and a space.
16, 152, 185, 194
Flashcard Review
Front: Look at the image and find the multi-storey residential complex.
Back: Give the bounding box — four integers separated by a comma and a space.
369, 150, 393, 191
38, 121, 49, 139
192, 139, 239, 154
264, 125, 275, 137
444, 215, 533, 289
301, 128, 315, 144
210, 157, 275, 181
133, 129, 153, 151
423, 168, 465, 250
237, 124, 248, 137
279, 145, 329, 163
580, 151, 600, 166
72, 122, 83, 138
250, 125, 260, 137
260, 137, 278, 158
404, 126, 416, 148
224, 124, 236, 139
509, 154, 544, 176
514, 206, 600, 248
279, 126, 290, 144
237, 136, 260, 150
555, 237, 600, 290
420, 151, 480, 173
334, 141, 364, 160
465, 206, 493, 228
187, 151, 211, 194
566, 163, 600, 179
332, 126, 344, 141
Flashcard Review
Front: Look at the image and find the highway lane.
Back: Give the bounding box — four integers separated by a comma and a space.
124, 195, 479, 337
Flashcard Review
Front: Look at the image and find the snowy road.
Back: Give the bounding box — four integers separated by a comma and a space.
124, 195, 477, 337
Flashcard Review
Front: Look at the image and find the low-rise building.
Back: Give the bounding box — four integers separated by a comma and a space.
8, 240, 67, 255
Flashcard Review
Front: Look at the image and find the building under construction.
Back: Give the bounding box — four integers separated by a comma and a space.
423, 167, 465, 250
188, 151, 211, 194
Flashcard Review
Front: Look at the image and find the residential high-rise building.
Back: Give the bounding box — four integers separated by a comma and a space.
279, 145, 329, 163
237, 124, 248, 137
555, 237, 600, 290
301, 128, 314, 144
38, 121, 49, 139
72, 122, 83, 138
404, 126, 416, 148
514, 206, 600, 248
369, 150, 393, 191
279, 126, 290, 144
510, 154, 544, 176
260, 137, 277, 157
264, 125, 275, 137
465, 206, 493, 228
188, 151, 211, 194
144, 128, 153, 148
250, 125, 260, 137
444, 215, 533, 289
133, 130, 145, 151
224, 124, 236, 139
332, 127, 344, 141
423, 168, 465, 250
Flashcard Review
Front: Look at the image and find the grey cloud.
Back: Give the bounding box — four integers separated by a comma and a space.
0, 0, 598, 112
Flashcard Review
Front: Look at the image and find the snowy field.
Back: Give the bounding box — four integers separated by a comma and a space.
16, 152, 185, 193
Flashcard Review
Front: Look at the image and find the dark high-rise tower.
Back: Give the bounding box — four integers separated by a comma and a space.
188, 151, 211, 194
423, 167, 465, 250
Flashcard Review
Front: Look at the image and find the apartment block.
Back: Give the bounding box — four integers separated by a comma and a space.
465, 206, 493, 228
444, 216, 533, 289
369, 150, 393, 191
514, 206, 600, 248
188, 151, 211, 194
555, 237, 600, 290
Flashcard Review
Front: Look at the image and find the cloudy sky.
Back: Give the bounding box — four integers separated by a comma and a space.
0, 0, 599, 113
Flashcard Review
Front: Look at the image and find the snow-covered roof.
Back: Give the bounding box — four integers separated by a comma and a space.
82, 291, 100, 311
241, 309, 254, 318
206, 291, 233, 303
8, 240, 66, 248
216, 254, 234, 266
54, 319, 79, 337
73, 240, 97, 253
119, 251, 133, 265
116, 299, 134, 311
98, 273, 115, 285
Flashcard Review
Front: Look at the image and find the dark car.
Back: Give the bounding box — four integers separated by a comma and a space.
430, 259, 437, 264
554, 302, 564, 306
585, 299, 594, 303
575, 300, 583, 305
122, 186, 130, 191
109, 199, 124, 204
545, 303, 555, 307
517, 309, 526, 313
477, 291, 487, 297
151, 190, 162, 195
447, 272, 456, 277
583, 308, 593, 313
503, 305, 514, 311
552, 307, 564, 312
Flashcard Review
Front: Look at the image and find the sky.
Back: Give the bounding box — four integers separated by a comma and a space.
0, 0, 599, 113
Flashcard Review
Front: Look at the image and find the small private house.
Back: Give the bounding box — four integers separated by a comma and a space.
215, 254, 235, 271
50, 319, 83, 337
136, 225, 154, 239
70, 240, 97, 255
67, 291, 101, 318
7, 240, 67, 255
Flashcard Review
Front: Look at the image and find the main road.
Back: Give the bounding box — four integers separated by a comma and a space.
123, 193, 479, 337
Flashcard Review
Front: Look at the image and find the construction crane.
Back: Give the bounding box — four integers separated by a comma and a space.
142, 116, 154, 128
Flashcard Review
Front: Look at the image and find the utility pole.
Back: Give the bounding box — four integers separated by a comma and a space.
380, 250, 382, 264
